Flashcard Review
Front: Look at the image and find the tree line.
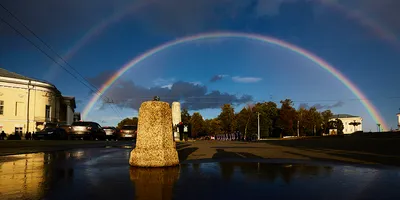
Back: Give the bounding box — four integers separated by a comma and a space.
116, 99, 345, 138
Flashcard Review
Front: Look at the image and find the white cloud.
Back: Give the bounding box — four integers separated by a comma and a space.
190, 81, 202, 85
153, 78, 175, 86
232, 76, 262, 83
161, 84, 173, 89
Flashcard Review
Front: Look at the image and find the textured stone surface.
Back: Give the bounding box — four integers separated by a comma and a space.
129, 101, 179, 167
172, 102, 182, 141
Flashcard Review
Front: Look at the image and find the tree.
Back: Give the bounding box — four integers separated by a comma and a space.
235, 107, 251, 136
276, 99, 297, 136
218, 104, 236, 134
181, 109, 191, 124
321, 110, 333, 134
349, 120, 361, 132
205, 118, 223, 136
336, 118, 344, 135
117, 117, 138, 129
190, 112, 205, 138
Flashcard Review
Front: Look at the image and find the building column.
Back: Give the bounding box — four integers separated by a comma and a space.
66, 103, 73, 125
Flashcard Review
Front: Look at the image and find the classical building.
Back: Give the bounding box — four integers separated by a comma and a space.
0, 68, 76, 134
331, 114, 363, 134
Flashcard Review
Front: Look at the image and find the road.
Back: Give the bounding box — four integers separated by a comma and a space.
178, 138, 400, 167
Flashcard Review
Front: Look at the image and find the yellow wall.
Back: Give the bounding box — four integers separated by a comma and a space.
0, 82, 59, 134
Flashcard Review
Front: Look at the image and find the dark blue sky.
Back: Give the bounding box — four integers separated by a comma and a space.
1, 0, 399, 130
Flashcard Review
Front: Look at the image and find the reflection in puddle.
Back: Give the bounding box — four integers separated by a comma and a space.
130, 167, 180, 200
0, 153, 45, 199
1, 149, 400, 200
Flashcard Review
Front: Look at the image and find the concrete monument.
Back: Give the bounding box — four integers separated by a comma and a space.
171, 102, 181, 141
129, 101, 179, 167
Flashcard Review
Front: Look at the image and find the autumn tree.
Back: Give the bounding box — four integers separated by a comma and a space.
181, 109, 191, 124
205, 118, 223, 136
190, 112, 205, 138
276, 99, 297, 136
218, 104, 236, 134
321, 110, 333, 134
117, 117, 138, 129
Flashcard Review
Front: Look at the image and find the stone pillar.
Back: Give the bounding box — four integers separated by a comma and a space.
129, 101, 179, 167
66, 103, 73, 125
171, 102, 181, 141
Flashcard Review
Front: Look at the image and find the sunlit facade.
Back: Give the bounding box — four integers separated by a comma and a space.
0, 68, 76, 134
331, 114, 363, 134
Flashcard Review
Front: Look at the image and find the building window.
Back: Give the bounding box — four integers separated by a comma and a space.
15, 127, 23, 135
45, 105, 51, 120
0, 100, 3, 115
15, 102, 25, 117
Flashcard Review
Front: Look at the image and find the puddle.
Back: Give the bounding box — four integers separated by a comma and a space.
0, 148, 400, 200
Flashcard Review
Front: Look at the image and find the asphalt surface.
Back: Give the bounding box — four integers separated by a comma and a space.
1, 139, 400, 199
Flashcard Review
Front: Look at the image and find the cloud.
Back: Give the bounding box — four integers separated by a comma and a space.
232, 76, 262, 83
153, 77, 176, 87
298, 101, 344, 110
88, 72, 253, 111
210, 74, 229, 82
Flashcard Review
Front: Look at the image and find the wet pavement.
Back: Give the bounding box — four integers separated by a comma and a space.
1, 146, 400, 200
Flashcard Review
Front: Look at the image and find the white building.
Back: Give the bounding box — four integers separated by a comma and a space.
331, 114, 363, 134
397, 113, 400, 131
0, 68, 76, 134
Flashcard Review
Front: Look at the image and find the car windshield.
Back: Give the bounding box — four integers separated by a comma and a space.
72, 122, 91, 126
44, 123, 57, 129
122, 126, 137, 130
103, 127, 115, 130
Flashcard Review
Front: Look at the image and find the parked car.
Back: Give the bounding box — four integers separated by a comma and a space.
103, 126, 118, 140
33, 127, 67, 140
69, 121, 106, 140
118, 125, 137, 140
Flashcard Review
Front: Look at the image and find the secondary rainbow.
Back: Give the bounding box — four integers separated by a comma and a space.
81, 32, 388, 130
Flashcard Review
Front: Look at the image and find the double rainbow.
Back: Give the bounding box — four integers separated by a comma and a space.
81, 32, 388, 130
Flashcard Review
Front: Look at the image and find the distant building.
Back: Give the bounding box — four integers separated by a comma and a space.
397, 113, 400, 131
74, 112, 81, 122
0, 68, 76, 135
331, 114, 363, 134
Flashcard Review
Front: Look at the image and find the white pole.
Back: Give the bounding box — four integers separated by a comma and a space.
257, 112, 260, 140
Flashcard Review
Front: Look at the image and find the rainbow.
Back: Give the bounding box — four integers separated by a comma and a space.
44, 0, 398, 82
81, 32, 388, 130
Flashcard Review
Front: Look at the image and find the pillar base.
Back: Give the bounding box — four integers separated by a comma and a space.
129, 148, 179, 167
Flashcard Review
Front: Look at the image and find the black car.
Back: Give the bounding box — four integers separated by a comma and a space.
69, 121, 106, 140
33, 127, 68, 140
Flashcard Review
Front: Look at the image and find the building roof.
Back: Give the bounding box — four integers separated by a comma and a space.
332, 114, 360, 118
0, 68, 53, 85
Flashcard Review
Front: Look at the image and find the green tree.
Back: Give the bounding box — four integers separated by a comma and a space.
247, 102, 279, 138
117, 117, 138, 129
235, 106, 251, 136
190, 112, 204, 138
276, 99, 297, 136
218, 104, 236, 134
